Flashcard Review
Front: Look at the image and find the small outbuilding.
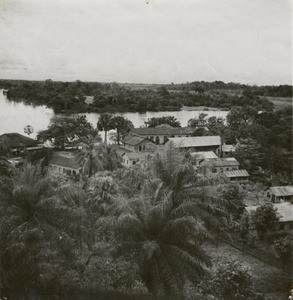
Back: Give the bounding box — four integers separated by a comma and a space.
223, 169, 250, 182
269, 186, 293, 203
202, 158, 240, 173
122, 133, 156, 152
49, 151, 82, 175
216, 144, 236, 158
190, 151, 218, 166
246, 202, 293, 231
121, 152, 145, 167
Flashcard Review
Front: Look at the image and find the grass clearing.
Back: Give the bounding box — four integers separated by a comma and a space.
263, 96, 292, 109
204, 243, 291, 299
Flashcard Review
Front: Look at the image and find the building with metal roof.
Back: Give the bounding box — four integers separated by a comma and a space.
49, 151, 82, 175
223, 169, 250, 182
190, 151, 218, 166
0, 133, 42, 154
130, 124, 193, 145
269, 186, 293, 203
121, 152, 146, 167
166, 135, 221, 151
216, 144, 236, 157
122, 133, 156, 152
246, 202, 293, 230
201, 158, 240, 174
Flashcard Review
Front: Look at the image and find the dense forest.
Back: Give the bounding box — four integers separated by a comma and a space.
0, 79, 286, 113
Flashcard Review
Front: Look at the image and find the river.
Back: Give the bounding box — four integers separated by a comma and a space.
0, 89, 228, 139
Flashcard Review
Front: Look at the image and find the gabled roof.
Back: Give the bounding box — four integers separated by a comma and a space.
49, 151, 82, 170
270, 186, 293, 197
130, 125, 193, 136
0, 133, 39, 148
167, 135, 221, 148
123, 133, 153, 146
190, 151, 218, 160
224, 169, 249, 178
246, 202, 293, 223
203, 158, 240, 168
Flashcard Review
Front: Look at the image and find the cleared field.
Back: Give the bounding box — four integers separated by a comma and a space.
264, 96, 292, 109
204, 243, 291, 299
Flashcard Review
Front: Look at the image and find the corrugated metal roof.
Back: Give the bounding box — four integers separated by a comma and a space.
224, 169, 249, 178
130, 125, 193, 136
0, 133, 39, 148
190, 151, 218, 159
246, 202, 293, 223
203, 158, 240, 168
123, 134, 150, 146
49, 151, 81, 170
270, 186, 293, 197
167, 135, 221, 148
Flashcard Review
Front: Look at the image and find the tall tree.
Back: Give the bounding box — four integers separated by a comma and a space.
37, 115, 95, 149
187, 113, 208, 128
144, 116, 181, 128
78, 134, 103, 177
97, 114, 114, 143
0, 163, 85, 293
97, 144, 122, 172
250, 203, 279, 239
101, 147, 230, 296
111, 116, 134, 145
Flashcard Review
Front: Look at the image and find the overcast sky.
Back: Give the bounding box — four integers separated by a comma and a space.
0, 0, 291, 85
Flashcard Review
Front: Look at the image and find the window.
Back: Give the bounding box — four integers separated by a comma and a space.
164, 136, 168, 143
139, 146, 142, 151
133, 161, 136, 165
155, 136, 160, 144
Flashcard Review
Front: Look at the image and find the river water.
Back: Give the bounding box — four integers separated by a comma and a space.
0, 89, 228, 139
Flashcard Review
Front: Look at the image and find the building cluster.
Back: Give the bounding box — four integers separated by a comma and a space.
1, 126, 292, 232
116, 124, 249, 182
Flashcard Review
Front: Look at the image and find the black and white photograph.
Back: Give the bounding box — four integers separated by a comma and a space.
0, 0, 292, 299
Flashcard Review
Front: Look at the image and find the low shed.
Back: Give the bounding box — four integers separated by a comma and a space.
269, 186, 293, 203
224, 169, 250, 182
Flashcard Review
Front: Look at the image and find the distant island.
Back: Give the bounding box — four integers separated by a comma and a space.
0, 79, 291, 113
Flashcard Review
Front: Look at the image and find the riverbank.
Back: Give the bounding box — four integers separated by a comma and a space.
181, 105, 228, 111
3, 79, 276, 114
0, 89, 229, 139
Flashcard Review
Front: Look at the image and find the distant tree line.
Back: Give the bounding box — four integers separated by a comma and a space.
165, 81, 293, 98
0, 79, 279, 113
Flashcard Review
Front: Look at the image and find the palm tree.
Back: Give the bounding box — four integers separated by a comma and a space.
78, 134, 103, 177
111, 116, 134, 145
100, 147, 229, 296
0, 163, 86, 292
97, 144, 122, 172
97, 113, 114, 144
